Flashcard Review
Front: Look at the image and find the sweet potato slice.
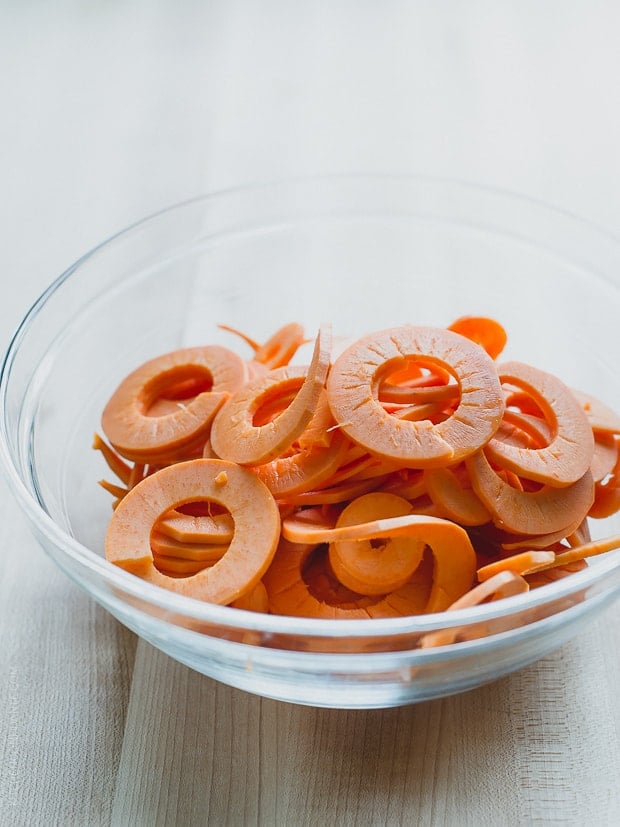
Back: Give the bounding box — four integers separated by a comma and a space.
466, 449, 595, 535
281, 511, 477, 612
253, 322, 306, 369
424, 464, 491, 526
252, 390, 350, 498
263, 539, 433, 619
105, 458, 280, 605
590, 434, 619, 483
210, 327, 331, 466
572, 388, 620, 434
327, 325, 504, 468
420, 571, 529, 648
523, 533, 620, 574
477, 551, 556, 581
156, 511, 235, 544
149, 531, 229, 562
487, 362, 595, 487
447, 315, 508, 360
102, 346, 247, 463
328, 493, 425, 595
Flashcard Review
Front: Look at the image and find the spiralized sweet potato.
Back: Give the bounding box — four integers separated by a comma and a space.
97, 318, 620, 641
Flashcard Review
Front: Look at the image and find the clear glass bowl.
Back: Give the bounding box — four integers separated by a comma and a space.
1, 176, 619, 709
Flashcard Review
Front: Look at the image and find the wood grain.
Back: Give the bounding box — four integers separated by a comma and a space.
0, 486, 137, 826
111, 604, 620, 827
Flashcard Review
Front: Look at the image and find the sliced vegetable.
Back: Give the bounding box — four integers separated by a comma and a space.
327, 493, 424, 595
465, 449, 594, 535
282, 509, 477, 612
105, 458, 280, 605
102, 346, 247, 464
420, 571, 529, 648
97, 316, 620, 633
327, 325, 505, 467
486, 361, 594, 487
210, 327, 331, 465
447, 315, 508, 360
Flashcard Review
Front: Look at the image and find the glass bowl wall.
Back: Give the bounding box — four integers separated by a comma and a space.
1, 177, 619, 708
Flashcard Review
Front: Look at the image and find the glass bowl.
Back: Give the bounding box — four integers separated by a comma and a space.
1, 176, 619, 709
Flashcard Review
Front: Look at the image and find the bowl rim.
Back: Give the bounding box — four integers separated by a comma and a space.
1, 173, 619, 640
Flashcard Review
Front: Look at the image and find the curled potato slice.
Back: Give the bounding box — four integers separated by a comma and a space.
102, 346, 247, 463
465, 449, 595, 535
326, 325, 504, 467
210, 327, 331, 466
328, 493, 425, 595
263, 539, 433, 619
281, 509, 477, 612
105, 458, 280, 605
486, 361, 595, 487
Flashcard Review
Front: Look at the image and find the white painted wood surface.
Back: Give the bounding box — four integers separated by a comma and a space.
1, 2, 619, 824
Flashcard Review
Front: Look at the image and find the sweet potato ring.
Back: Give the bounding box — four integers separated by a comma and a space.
327, 493, 426, 596
210, 327, 331, 466
326, 325, 505, 467
105, 458, 280, 604
262, 539, 434, 619
465, 449, 595, 536
447, 315, 508, 360
487, 361, 595, 487
251, 388, 350, 498
102, 345, 247, 463
281, 509, 477, 613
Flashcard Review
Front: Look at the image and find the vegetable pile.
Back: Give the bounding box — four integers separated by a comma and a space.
96, 317, 620, 636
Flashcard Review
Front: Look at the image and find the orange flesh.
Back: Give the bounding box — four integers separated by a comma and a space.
253, 322, 306, 369
477, 551, 556, 581
210, 327, 331, 465
231, 580, 270, 613
447, 316, 508, 360
486, 362, 595, 487
149, 531, 229, 562
97, 318, 620, 628
102, 346, 247, 463
105, 459, 280, 605
466, 449, 595, 536
590, 434, 619, 483
281, 511, 477, 612
522, 534, 620, 574
424, 464, 491, 526
252, 391, 349, 498
93, 433, 132, 485
499, 513, 587, 550
326, 325, 505, 467
328, 493, 425, 595
156, 511, 235, 544
571, 388, 620, 434
419, 571, 529, 648
263, 539, 434, 619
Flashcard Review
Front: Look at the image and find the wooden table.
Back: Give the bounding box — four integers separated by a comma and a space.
2, 3, 619, 824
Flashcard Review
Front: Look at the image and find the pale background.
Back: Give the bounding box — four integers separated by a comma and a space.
1, 2, 619, 825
